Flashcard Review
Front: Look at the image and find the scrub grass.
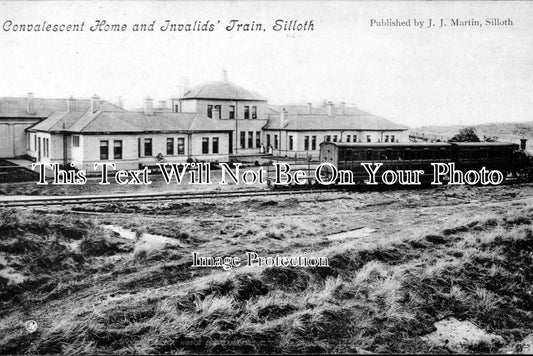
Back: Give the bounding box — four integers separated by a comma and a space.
1, 189, 533, 354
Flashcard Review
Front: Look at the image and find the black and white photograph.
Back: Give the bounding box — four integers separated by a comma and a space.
1, 0, 533, 354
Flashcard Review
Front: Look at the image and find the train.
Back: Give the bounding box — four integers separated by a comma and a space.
317, 140, 533, 186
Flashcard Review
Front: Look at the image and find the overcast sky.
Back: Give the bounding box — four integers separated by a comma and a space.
0, 0, 532, 127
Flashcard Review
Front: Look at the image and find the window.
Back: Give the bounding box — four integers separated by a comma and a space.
384, 135, 389, 143
144, 138, 152, 157
229, 105, 235, 119
366, 135, 371, 143
212, 137, 219, 154
266, 134, 271, 148
100, 140, 109, 160
207, 105, 213, 118
274, 135, 279, 149
214, 105, 221, 119
346, 135, 351, 143
325, 135, 331, 142
252, 106, 257, 119
311, 136, 317, 150
73, 135, 80, 147
391, 135, 395, 143
177, 137, 185, 155
240, 132, 246, 149
114, 140, 123, 159
42, 138, 48, 157
248, 132, 253, 148
174, 104, 179, 113
202, 137, 209, 154
166, 138, 174, 155
289, 136, 294, 150
26, 133, 30, 150
353, 135, 358, 143
256, 131, 261, 148
138, 138, 141, 157
244, 106, 250, 119
333, 135, 338, 142
304, 136, 309, 150
34, 135, 37, 152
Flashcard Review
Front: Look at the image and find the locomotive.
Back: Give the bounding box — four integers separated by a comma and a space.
318, 140, 533, 186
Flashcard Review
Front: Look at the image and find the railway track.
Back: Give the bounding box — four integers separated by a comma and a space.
0, 188, 336, 208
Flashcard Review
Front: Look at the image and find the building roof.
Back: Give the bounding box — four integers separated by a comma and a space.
28, 110, 235, 134
264, 113, 408, 131
180, 81, 267, 101
0, 97, 123, 118
267, 104, 371, 116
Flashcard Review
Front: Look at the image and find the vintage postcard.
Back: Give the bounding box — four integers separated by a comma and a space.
0, 0, 532, 354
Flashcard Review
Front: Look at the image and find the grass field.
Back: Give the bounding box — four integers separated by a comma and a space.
1, 185, 533, 354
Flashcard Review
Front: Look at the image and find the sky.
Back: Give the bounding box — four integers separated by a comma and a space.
0, 0, 532, 127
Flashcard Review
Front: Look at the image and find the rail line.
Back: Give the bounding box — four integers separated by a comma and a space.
0, 188, 337, 208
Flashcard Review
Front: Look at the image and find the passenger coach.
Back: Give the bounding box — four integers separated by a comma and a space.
319, 141, 528, 185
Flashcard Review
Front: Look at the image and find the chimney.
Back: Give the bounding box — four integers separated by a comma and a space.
90, 94, 100, 113
340, 102, 346, 115
521, 138, 527, 150
26, 92, 35, 115
66, 95, 75, 112
327, 101, 334, 116
280, 108, 288, 127
117, 96, 124, 109
321, 99, 327, 107
178, 77, 190, 97
307, 103, 312, 114
221, 69, 228, 83
144, 96, 153, 116
159, 100, 167, 110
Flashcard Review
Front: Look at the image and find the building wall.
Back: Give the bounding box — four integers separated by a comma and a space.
179, 99, 268, 121
264, 129, 409, 158
0, 119, 41, 158
72, 132, 230, 172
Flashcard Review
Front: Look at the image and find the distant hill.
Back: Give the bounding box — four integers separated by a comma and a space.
415, 122, 533, 145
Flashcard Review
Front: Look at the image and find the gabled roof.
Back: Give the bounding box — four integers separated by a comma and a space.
180, 81, 267, 101
28, 110, 235, 134
0, 97, 123, 118
264, 113, 408, 131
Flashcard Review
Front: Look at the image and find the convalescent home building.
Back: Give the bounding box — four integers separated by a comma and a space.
26, 97, 233, 171
0, 71, 409, 171
264, 101, 408, 158
0, 94, 122, 158
171, 70, 268, 156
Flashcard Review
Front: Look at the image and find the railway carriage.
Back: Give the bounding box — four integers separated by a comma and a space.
319, 141, 531, 185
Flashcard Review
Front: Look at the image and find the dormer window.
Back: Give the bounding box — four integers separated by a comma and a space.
207, 105, 213, 118
244, 106, 250, 119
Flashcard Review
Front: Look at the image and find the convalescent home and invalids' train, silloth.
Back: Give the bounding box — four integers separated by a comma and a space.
0, 71, 409, 172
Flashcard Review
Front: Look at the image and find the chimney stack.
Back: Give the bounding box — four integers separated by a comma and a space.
178, 77, 190, 98
26, 92, 35, 115
321, 99, 327, 107
144, 96, 153, 116
221, 69, 228, 83
90, 94, 100, 113
307, 103, 312, 114
280, 108, 288, 127
327, 101, 334, 117
66, 95, 75, 112
340, 102, 346, 115
159, 100, 167, 110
